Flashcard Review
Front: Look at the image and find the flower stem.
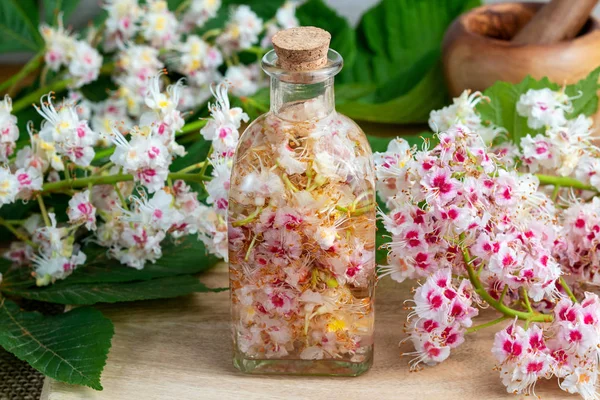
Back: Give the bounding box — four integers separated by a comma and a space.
466, 316, 509, 334
36, 195, 51, 227
559, 277, 578, 303
176, 161, 208, 174
461, 237, 552, 323
0, 51, 44, 95
12, 78, 72, 113
522, 288, 533, 313
179, 119, 207, 135
232, 207, 263, 227
0, 218, 35, 247
536, 174, 597, 192
41, 172, 209, 194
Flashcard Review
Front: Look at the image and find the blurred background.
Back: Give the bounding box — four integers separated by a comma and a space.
2, 0, 600, 64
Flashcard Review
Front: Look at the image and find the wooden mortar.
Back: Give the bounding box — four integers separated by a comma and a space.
442, 2, 600, 123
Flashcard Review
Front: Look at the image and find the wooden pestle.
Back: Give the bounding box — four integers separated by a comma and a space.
512, 0, 598, 44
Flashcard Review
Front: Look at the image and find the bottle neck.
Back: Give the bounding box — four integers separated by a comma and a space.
270, 76, 335, 121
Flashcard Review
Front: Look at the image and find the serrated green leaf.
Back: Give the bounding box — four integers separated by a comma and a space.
0, 300, 113, 390
0, 235, 219, 289
566, 66, 600, 118
61, 236, 220, 284
477, 76, 559, 144
4, 274, 225, 305
0, 0, 43, 52
43, 0, 81, 25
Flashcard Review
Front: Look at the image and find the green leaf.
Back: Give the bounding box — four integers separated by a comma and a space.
566, 66, 600, 118
334, 0, 480, 123
296, 0, 357, 83
61, 236, 220, 284
0, 259, 11, 275
477, 76, 559, 144
337, 65, 448, 123
4, 274, 225, 305
0, 300, 113, 390
0, 0, 43, 52
43, 0, 81, 25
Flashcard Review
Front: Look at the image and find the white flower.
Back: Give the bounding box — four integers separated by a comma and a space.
217, 5, 263, 55
224, 65, 260, 97
39, 19, 74, 71
184, 0, 221, 29
516, 88, 572, 130
576, 155, 600, 190
276, 2, 299, 29
35, 94, 99, 166
205, 156, 232, 212
103, 0, 142, 51
201, 83, 248, 154
68, 41, 103, 88
0, 95, 19, 162
33, 213, 67, 256
140, 0, 180, 49
143, 75, 184, 118
0, 167, 18, 206
110, 127, 171, 193
115, 44, 164, 116
559, 367, 599, 399
196, 204, 228, 260
14, 167, 43, 200
428, 91, 485, 133
33, 250, 86, 286
313, 151, 341, 180
91, 97, 132, 138
122, 189, 184, 231
277, 142, 307, 175
315, 225, 336, 250
240, 170, 284, 206
68, 190, 97, 230
177, 35, 223, 86
40, 15, 103, 88
114, 225, 165, 269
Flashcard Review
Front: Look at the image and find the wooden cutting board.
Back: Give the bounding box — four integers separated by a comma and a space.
40, 263, 571, 400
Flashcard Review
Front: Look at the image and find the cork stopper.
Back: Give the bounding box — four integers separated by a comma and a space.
272, 27, 331, 71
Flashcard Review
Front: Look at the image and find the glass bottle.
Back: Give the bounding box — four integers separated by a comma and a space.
228, 27, 376, 376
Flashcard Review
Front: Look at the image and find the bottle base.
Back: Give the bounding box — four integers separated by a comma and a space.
233, 352, 373, 377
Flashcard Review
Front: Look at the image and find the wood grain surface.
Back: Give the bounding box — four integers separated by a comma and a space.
40, 264, 572, 400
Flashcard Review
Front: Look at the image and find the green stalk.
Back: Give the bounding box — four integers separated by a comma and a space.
11, 61, 115, 114
36, 195, 51, 227
0, 218, 35, 247
232, 207, 263, 227
559, 277, 578, 303
12, 78, 72, 113
536, 174, 597, 192
0, 51, 44, 94
466, 316, 509, 334
461, 237, 552, 323
41, 172, 209, 194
